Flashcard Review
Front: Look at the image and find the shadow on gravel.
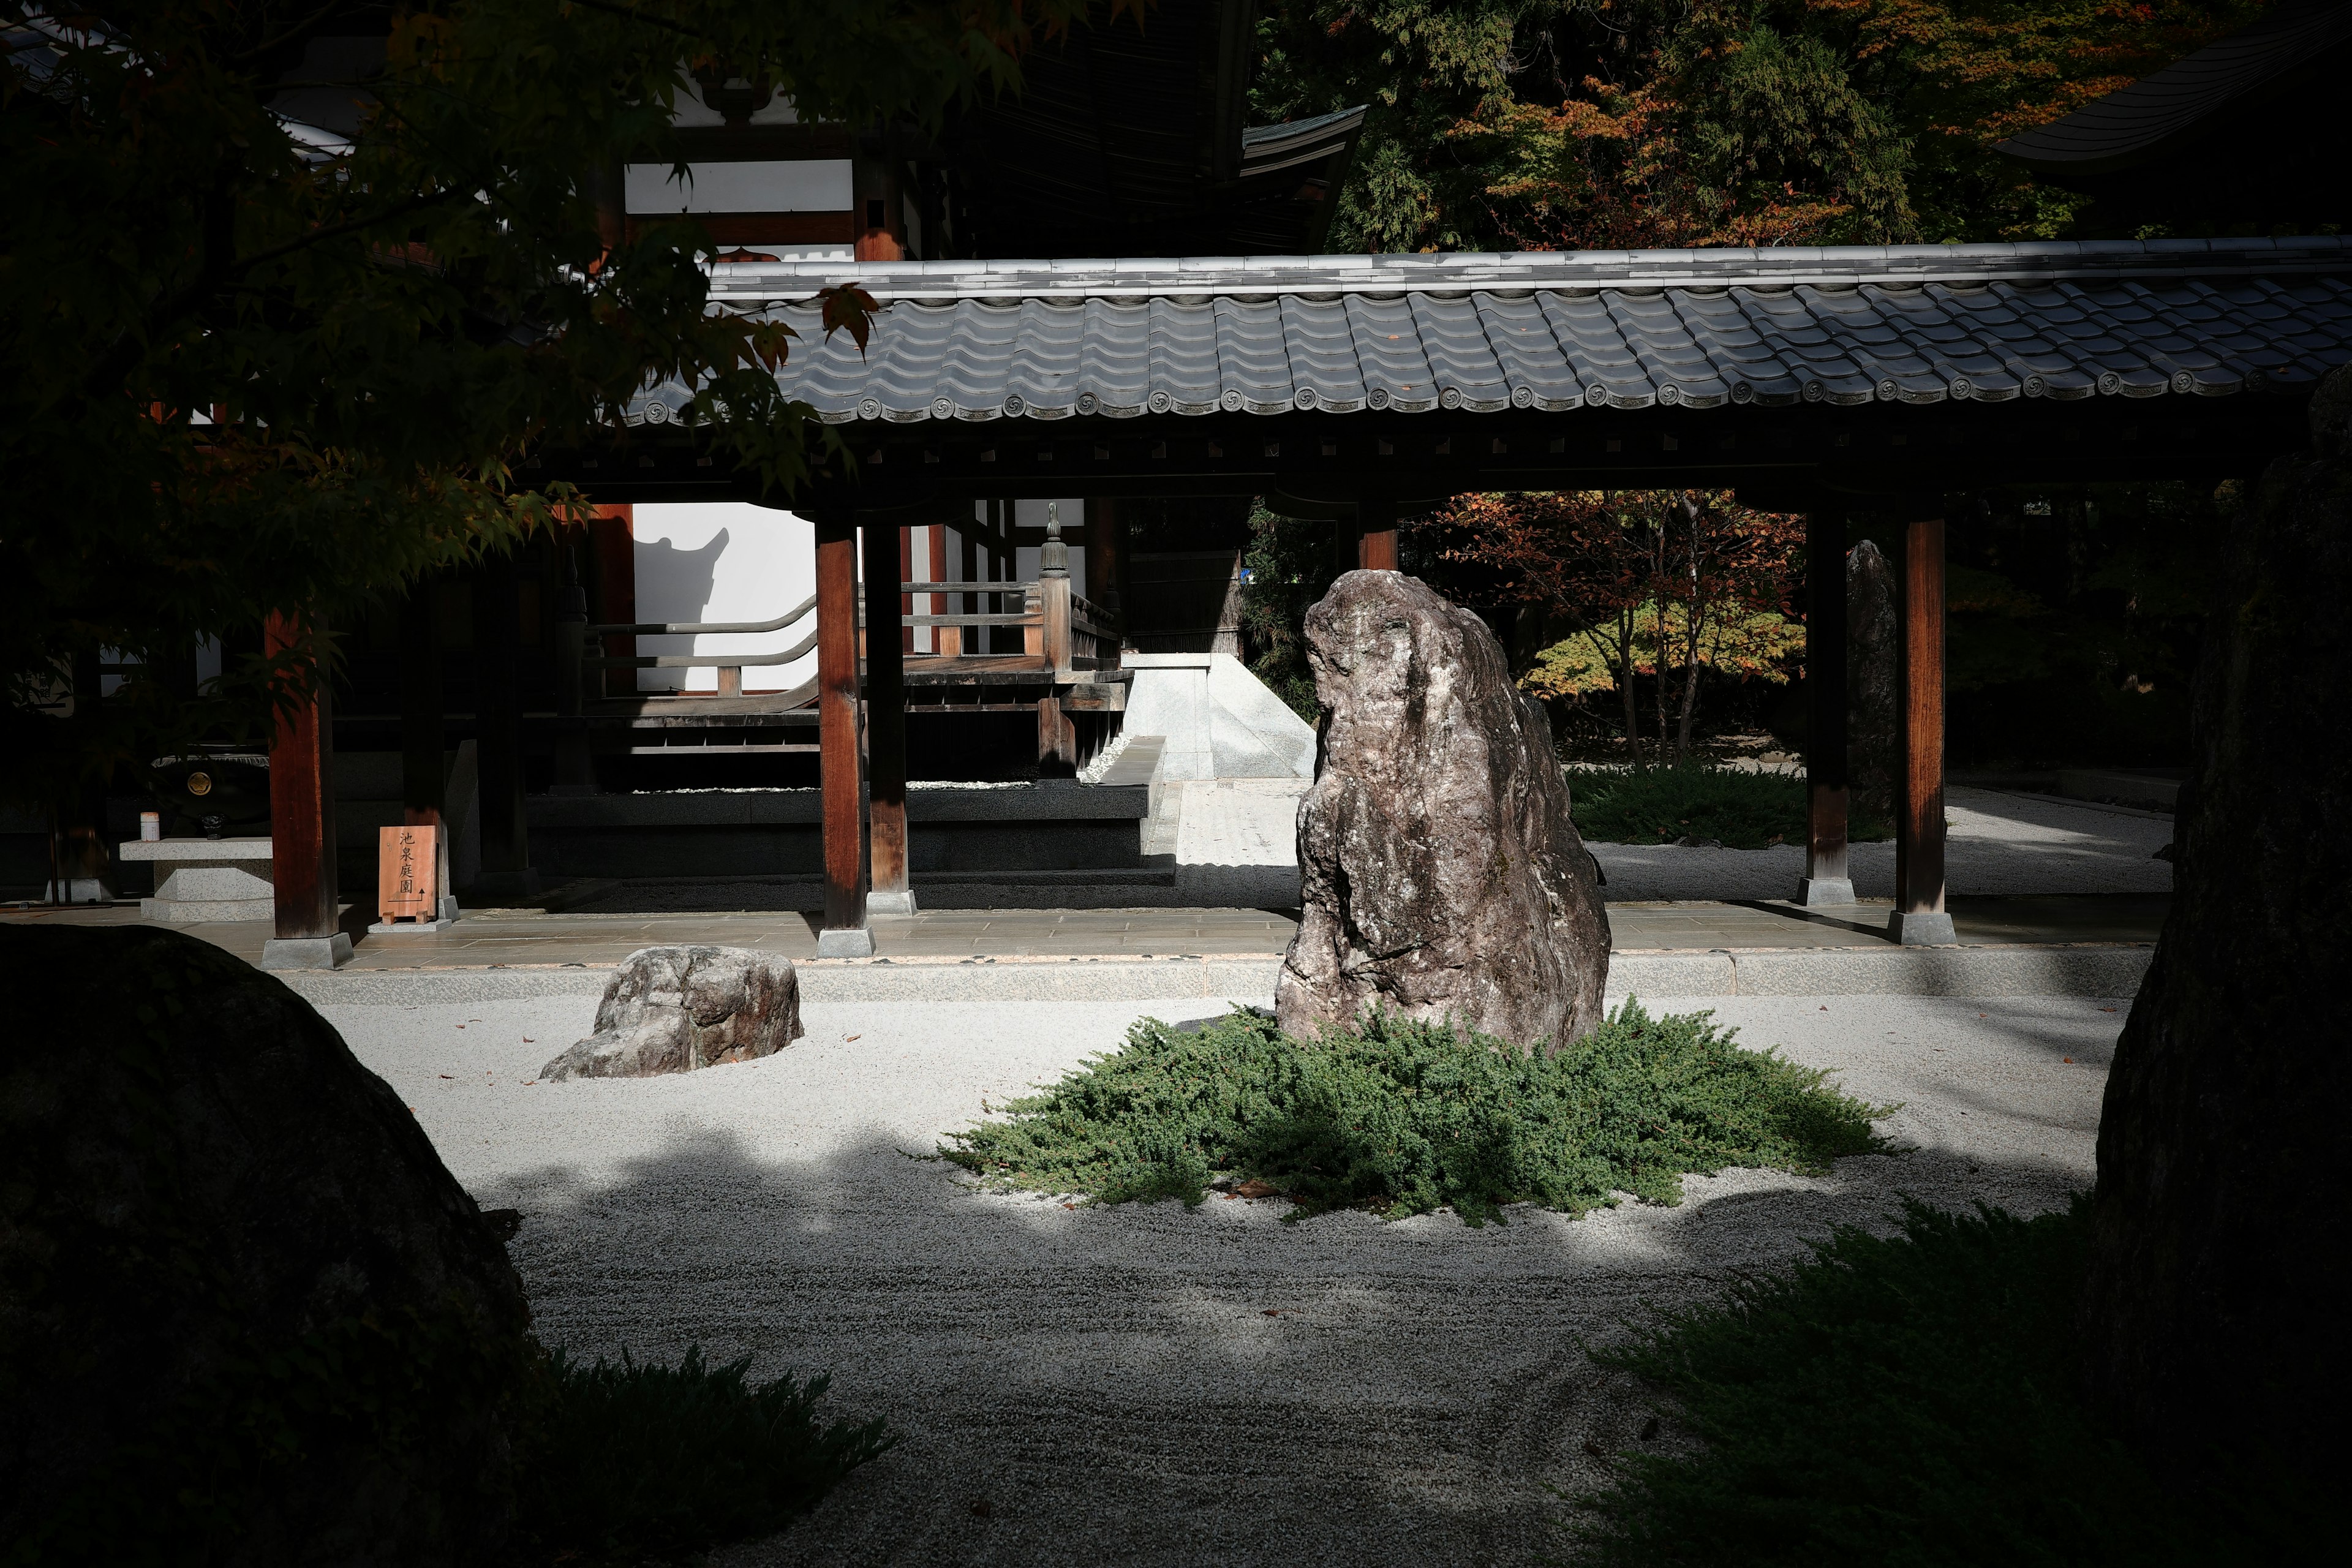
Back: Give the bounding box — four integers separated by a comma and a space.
455, 1065, 2099, 1566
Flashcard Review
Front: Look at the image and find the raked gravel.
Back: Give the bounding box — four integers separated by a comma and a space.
324, 990, 2127, 1567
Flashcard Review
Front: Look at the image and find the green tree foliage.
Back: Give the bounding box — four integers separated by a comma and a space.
1, 0, 1099, 806
1254, 0, 2273, 254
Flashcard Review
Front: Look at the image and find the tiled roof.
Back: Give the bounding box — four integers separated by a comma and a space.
630, 238, 2352, 428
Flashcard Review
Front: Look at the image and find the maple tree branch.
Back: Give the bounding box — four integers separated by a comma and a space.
77, 186, 464, 408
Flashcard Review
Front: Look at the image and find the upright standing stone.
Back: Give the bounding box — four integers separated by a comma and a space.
2080, 365, 2352, 1498
1847, 539, 1901, 825
1277, 571, 1608, 1049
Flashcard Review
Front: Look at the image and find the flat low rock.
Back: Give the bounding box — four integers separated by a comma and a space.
1278, 570, 1609, 1049
541, 945, 802, 1080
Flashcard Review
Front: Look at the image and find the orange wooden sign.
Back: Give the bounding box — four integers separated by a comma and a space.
378, 824, 439, 923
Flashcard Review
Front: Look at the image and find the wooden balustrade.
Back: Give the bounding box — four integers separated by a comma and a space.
567, 576, 1123, 711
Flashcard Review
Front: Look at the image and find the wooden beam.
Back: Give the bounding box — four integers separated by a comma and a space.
1891, 512, 1956, 944
862, 515, 913, 913
262, 610, 347, 967
814, 507, 872, 950
1359, 497, 1400, 571
1800, 507, 1853, 905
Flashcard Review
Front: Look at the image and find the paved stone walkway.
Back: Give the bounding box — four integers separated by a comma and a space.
3, 892, 2162, 971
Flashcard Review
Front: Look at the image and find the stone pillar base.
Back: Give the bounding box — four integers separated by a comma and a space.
1796, 877, 1856, 907
368, 917, 458, 935
867, 889, 919, 916
1887, 910, 1959, 946
43, 878, 115, 904
815, 927, 875, 958
262, 933, 354, 970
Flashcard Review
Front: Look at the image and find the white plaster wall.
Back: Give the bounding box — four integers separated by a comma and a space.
631, 503, 816, 693
627, 502, 1089, 685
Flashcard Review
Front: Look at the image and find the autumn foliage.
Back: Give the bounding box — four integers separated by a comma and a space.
1415, 491, 1806, 760
1255, 0, 2277, 253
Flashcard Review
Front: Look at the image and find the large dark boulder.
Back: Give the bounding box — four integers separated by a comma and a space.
1278, 570, 1609, 1049
2081, 370, 2352, 1494
0, 924, 534, 1566
1847, 538, 1900, 824
540, 945, 801, 1082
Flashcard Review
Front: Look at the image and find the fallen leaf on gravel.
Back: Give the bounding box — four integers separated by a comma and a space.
439, 1074, 453, 1079
1640, 1417, 1660, 1441
2100, 1006, 2118, 1012
1583, 1440, 1607, 1457
1234, 1179, 1279, 1199
1264, 1310, 1281, 1317
2062, 1057, 2073, 1064
522, 1038, 533, 1042
969, 1498, 993, 1519
845, 1034, 862, 1042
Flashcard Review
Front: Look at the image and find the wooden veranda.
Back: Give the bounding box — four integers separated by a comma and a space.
262, 238, 2352, 960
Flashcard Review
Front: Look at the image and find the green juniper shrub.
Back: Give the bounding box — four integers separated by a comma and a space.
1564, 764, 1894, 850
940, 1003, 1889, 1224
1572, 1199, 2324, 1566
514, 1346, 895, 1566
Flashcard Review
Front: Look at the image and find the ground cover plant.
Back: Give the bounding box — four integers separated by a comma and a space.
1572, 1200, 2323, 1565
940, 1003, 1888, 1223
1565, 764, 1893, 850
515, 1346, 895, 1565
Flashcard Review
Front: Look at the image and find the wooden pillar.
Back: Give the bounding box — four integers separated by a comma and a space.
48, 649, 113, 903
469, 551, 537, 900
814, 506, 873, 951
1359, 497, 1400, 571
551, 542, 596, 796
398, 582, 456, 922
862, 515, 913, 914
1085, 497, 1128, 630
927, 518, 951, 657
587, 505, 636, 697
1891, 511, 1956, 944
260, 611, 349, 968
1799, 507, 1853, 905
1332, 509, 1361, 576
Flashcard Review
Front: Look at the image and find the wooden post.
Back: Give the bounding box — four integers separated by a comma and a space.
813, 506, 872, 952
49, 649, 113, 903
587, 505, 636, 698
469, 551, 538, 900
1799, 507, 1853, 905
261, 610, 349, 968
1332, 510, 1361, 576
1891, 510, 1956, 944
1359, 498, 1400, 571
862, 514, 914, 915
929, 516, 955, 658
551, 544, 595, 794
1085, 497, 1128, 649
398, 581, 456, 921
